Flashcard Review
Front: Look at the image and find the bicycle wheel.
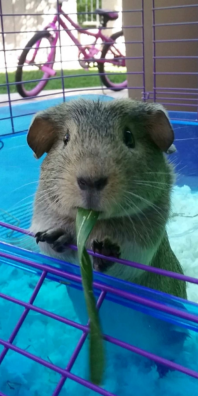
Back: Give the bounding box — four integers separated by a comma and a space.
98, 31, 127, 91
15, 31, 56, 98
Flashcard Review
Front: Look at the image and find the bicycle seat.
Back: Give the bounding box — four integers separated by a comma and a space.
95, 9, 119, 21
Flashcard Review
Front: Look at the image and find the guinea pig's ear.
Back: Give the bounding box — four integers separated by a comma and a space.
146, 107, 174, 152
27, 114, 57, 159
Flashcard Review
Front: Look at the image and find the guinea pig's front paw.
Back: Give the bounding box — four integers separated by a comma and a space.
35, 228, 73, 253
92, 238, 121, 273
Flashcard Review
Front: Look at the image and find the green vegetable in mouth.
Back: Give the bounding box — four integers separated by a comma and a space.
76, 208, 105, 385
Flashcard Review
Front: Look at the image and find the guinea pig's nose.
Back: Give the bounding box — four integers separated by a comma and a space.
77, 177, 108, 191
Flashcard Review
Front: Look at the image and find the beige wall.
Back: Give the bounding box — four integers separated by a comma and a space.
123, 0, 198, 112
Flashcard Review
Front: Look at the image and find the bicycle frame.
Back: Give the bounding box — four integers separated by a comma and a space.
33, 3, 124, 77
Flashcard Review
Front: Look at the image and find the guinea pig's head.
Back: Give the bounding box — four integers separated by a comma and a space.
27, 99, 175, 219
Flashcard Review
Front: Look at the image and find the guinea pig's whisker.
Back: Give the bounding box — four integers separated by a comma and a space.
173, 125, 193, 132
118, 200, 139, 232
35, 187, 58, 196
39, 181, 63, 188
0, 181, 39, 202
144, 171, 172, 175
175, 164, 188, 174
125, 191, 161, 210
146, 166, 185, 183
47, 197, 60, 208
170, 160, 182, 169
133, 180, 172, 186
33, 194, 60, 208
116, 201, 137, 235
37, 194, 59, 203
36, 194, 60, 210
7, 194, 37, 212
124, 191, 165, 221
124, 196, 164, 233
175, 137, 198, 141
40, 177, 66, 182
37, 187, 59, 194
169, 159, 187, 173
123, 195, 147, 225
144, 169, 182, 180
123, 198, 153, 246
35, 194, 54, 204
123, 194, 149, 222
133, 182, 171, 191
9, 181, 39, 193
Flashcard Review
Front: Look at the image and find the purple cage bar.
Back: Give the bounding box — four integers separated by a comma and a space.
0, 220, 198, 396
152, 1, 198, 118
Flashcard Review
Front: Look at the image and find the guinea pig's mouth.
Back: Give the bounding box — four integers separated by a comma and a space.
73, 205, 104, 220
73, 193, 105, 214
75, 204, 103, 213
79, 191, 103, 212
73, 204, 102, 212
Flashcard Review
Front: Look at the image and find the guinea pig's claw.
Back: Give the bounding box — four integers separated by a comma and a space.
156, 363, 174, 378
93, 240, 103, 254
35, 231, 48, 244
35, 229, 72, 251
52, 234, 73, 252
92, 238, 121, 273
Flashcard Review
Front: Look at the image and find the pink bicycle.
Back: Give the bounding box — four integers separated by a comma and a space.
15, 1, 127, 98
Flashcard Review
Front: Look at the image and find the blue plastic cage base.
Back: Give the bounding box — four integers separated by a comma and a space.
0, 94, 114, 137
0, 95, 198, 396
0, 220, 198, 396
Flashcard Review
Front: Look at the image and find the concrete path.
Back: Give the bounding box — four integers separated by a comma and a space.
0, 87, 128, 107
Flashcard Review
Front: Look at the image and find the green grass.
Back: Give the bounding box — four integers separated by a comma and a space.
0, 68, 126, 94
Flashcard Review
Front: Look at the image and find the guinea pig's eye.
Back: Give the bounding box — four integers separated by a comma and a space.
123, 128, 135, 149
63, 131, 70, 146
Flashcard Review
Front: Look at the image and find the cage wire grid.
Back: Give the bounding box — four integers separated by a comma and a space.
0, 0, 198, 394
0, 0, 145, 137
0, 1, 198, 134
0, 221, 198, 396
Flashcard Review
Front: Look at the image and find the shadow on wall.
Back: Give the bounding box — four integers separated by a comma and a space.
0, 0, 78, 73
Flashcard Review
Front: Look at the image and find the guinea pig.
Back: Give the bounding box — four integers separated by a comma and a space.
27, 98, 186, 300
